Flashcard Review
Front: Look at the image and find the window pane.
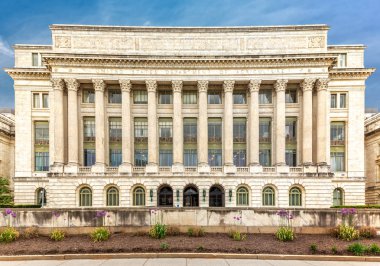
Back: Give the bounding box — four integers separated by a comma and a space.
109, 118, 122, 141
331, 152, 345, 171
208, 119, 222, 142
259, 149, 271, 166
285, 118, 297, 142
133, 187, 146, 206
330, 122, 345, 144
32, 53, 39, 66
208, 91, 222, 104
233, 150, 246, 166
285, 149, 297, 166
42, 93, 49, 108
184, 149, 197, 166
83, 89, 95, 103
233, 92, 246, 104
259, 118, 271, 142
208, 149, 222, 166
333, 188, 343, 206
35, 152, 49, 171
259, 90, 272, 104
159, 150, 173, 166
35, 122, 49, 143
183, 91, 197, 104
84, 149, 95, 166
331, 94, 337, 108
84, 118, 95, 140
80, 188, 92, 207
233, 119, 246, 142
159, 91, 172, 104
236, 187, 249, 206
135, 149, 148, 166
184, 118, 197, 143
134, 119, 148, 139
107, 187, 119, 206
262, 187, 275, 206
285, 89, 297, 103
108, 89, 121, 104
134, 90, 148, 104
289, 188, 302, 206
109, 149, 122, 166
340, 94, 346, 108
33, 93, 40, 108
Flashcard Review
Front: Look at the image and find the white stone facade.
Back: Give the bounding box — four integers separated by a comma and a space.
0, 112, 15, 184
5, 24, 374, 208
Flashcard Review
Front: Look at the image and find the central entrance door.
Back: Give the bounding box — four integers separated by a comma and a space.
209, 185, 225, 207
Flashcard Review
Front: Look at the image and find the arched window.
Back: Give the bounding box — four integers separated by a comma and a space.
333, 188, 344, 206
158, 185, 173, 207
209, 185, 224, 207
236, 187, 249, 206
79, 187, 92, 207
106, 187, 119, 206
289, 187, 302, 207
36, 188, 47, 206
262, 187, 275, 206
183, 185, 199, 207
133, 187, 146, 206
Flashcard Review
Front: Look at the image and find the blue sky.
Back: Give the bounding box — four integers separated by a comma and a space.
0, 0, 379, 109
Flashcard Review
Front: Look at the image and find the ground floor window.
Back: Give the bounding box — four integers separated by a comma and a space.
158, 186, 173, 207
333, 188, 344, 206
36, 187, 47, 206
133, 187, 146, 206
209, 185, 224, 207
236, 187, 249, 206
262, 187, 275, 206
289, 187, 302, 207
106, 187, 119, 206
79, 187, 92, 207
183, 185, 198, 207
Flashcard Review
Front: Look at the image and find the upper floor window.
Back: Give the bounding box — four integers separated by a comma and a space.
259, 118, 271, 143
208, 91, 222, 104
184, 118, 197, 143
338, 54, 347, 68
109, 118, 122, 142
183, 91, 197, 104
331, 122, 345, 145
159, 119, 173, 140
32, 53, 42, 67
133, 90, 148, 104
233, 91, 247, 104
233, 118, 246, 143
83, 89, 95, 104
159, 90, 172, 104
35, 121, 49, 144
331, 93, 347, 109
108, 89, 121, 104
83, 117, 95, 141
259, 89, 272, 104
134, 119, 148, 141
285, 117, 297, 143
285, 89, 297, 103
208, 118, 222, 143
33, 92, 49, 108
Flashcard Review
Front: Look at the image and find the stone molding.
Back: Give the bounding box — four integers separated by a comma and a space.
172, 80, 183, 93
248, 79, 261, 93
300, 78, 316, 92
65, 78, 80, 91
92, 79, 105, 92
146, 80, 157, 92
119, 79, 132, 92
329, 68, 375, 80
223, 80, 235, 93
5, 69, 50, 80
315, 78, 329, 91
51, 78, 65, 91
197, 80, 208, 92
274, 79, 288, 92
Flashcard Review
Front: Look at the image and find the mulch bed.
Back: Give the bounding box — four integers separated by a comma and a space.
1, 233, 380, 256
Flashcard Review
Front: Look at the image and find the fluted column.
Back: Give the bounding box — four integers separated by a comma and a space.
65, 78, 80, 172
146, 80, 158, 173
223, 80, 236, 174
51, 78, 65, 173
197, 80, 210, 173
172, 80, 184, 173
119, 79, 132, 174
92, 79, 106, 172
274, 79, 288, 166
301, 78, 315, 165
248, 80, 261, 173
316, 78, 330, 166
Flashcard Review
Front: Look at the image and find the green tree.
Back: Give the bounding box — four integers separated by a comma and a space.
0, 178, 13, 205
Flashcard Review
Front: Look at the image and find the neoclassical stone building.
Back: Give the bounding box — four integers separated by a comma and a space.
6, 24, 374, 208
0, 111, 15, 183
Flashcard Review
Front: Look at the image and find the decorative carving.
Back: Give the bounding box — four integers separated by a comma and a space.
92, 79, 105, 92
329, 69, 375, 80
55, 36, 71, 48
248, 79, 261, 93
197, 80, 208, 92
51, 78, 65, 91
172, 80, 183, 93
315, 78, 329, 91
119, 79, 132, 92
300, 78, 316, 92
274, 79, 288, 92
5, 69, 50, 80
146, 80, 157, 92
223, 80, 235, 93
65, 78, 80, 91
308, 36, 325, 48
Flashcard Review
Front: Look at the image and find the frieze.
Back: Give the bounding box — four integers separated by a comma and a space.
72, 36, 135, 50
55, 36, 71, 48
308, 36, 325, 48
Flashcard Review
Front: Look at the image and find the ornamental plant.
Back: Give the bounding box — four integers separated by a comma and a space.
228, 214, 246, 241
50, 229, 65, 241
347, 242, 367, 256
149, 223, 167, 239
336, 208, 359, 241
90, 227, 111, 242
187, 227, 205, 237
0, 227, 19, 243
275, 209, 295, 241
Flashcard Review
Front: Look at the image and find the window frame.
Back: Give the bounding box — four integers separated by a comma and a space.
183, 91, 197, 104
82, 89, 95, 104
333, 188, 344, 206
262, 186, 275, 206
133, 187, 146, 206
236, 186, 249, 206
79, 187, 92, 207
133, 90, 148, 104
108, 89, 122, 104
106, 186, 119, 206
289, 187, 302, 207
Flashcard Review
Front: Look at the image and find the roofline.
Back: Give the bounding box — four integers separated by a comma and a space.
328, 45, 366, 49
13, 44, 52, 49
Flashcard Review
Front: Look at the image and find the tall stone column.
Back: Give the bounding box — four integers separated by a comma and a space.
223, 80, 236, 174
274, 79, 288, 169
301, 78, 315, 165
51, 78, 65, 173
146, 80, 158, 174
65, 78, 80, 173
172, 80, 184, 173
92, 79, 106, 173
316, 78, 330, 168
248, 79, 262, 173
197, 80, 210, 173
119, 79, 132, 174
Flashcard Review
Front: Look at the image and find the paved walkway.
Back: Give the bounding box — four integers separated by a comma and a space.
0, 259, 379, 266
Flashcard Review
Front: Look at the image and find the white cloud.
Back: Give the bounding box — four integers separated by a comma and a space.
0, 38, 13, 57
143, 20, 151, 26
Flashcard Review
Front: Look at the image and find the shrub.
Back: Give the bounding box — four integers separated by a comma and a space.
187, 227, 205, 237
229, 230, 247, 241
310, 243, 318, 254
275, 226, 294, 242
0, 227, 19, 243
336, 225, 359, 241
23, 226, 39, 239
0, 178, 13, 205
347, 242, 367, 256
196, 245, 204, 252
50, 229, 65, 241
369, 243, 380, 254
331, 246, 338, 254
359, 226, 377, 239
160, 242, 169, 250
149, 223, 167, 239
90, 227, 111, 242
166, 226, 180, 236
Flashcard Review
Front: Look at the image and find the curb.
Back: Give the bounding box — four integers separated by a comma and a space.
0, 253, 380, 262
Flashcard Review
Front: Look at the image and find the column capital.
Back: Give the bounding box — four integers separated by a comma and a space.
223, 80, 235, 93
316, 78, 330, 91
197, 80, 208, 92
274, 79, 288, 92
92, 79, 105, 92
119, 79, 132, 92
51, 78, 65, 91
65, 78, 80, 91
248, 79, 261, 93
300, 78, 316, 92
146, 80, 157, 92
172, 80, 183, 93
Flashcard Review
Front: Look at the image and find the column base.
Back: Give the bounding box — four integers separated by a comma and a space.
119, 163, 132, 174
317, 162, 330, 174
198, 163, 210, 174
91, 163, 106, 173
276, 164, 289, 174
65, 164, 79, 174
303, 163, 317, 174
50, 163, 64, 173
146, 163, 158, 174
172, 163, 184, 174
249, 164, 263, 174
224, 164, 236, 174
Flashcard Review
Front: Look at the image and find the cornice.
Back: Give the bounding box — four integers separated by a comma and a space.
4, 68, 50, 80
329, 68, 376, 80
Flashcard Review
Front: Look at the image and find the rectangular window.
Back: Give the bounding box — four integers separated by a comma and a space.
109, 149, 122, 166
259, 89, 272, 104
233, 118, 246, 143
159, 91, 172, 104
32, 53, 39, 67
159, 119, 173, 140
208, 118, 222, 143
208, 149, 222, 166
184, 149, 197, 166
83, 89, 95, 103
84, 149, 96, 166
233, 91, 247, 104
133, 90, 148, 104
35, 152, 49, 171
286, 149, 297, 167
285, 89, 297, 103
208, 91, 222, 104
183, 91, 197, 104
134, 118, 148, 142
42, 93, 49, 108
331, 122, 345, 145
35, 122, 49, 144
233, 150, 246, 166
184, 118, 197, 143
109, 118, 122, 142
331, 152, 345, 171
331, 94, 337, 108
135, 149, 148, 166
259, 118, 271, 142
340, 94, 347, 108
259, 149, 271, 166
33, 93, 40, 108
108, 89, 121, 104
338, 54, 347, 68
159, 150, 173, 166
83, 117, 95, 141
285, 118, 297, 143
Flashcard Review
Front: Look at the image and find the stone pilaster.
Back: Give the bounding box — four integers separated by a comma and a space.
50, 78, 65, 173
223, 80, 236, 174
119, 79, 132, 174
274, 79, 288, 170
316, 78, 330, 168
197, 80, 210, 173
65, 78, 80, 173
172, 80, 184, 173
92, 79, 106, 173
248, 79, 262, 173
300, 78, 315, 165
146, 80, 158, 174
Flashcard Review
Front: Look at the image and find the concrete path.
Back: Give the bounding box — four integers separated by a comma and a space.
0, 259, 380, 266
